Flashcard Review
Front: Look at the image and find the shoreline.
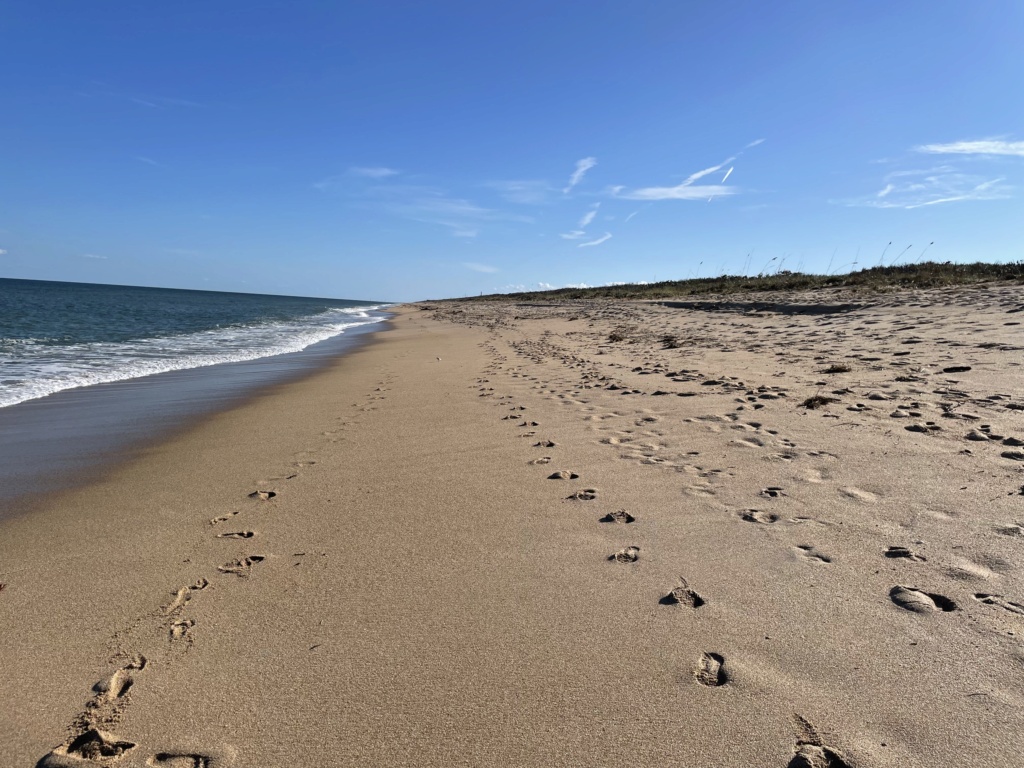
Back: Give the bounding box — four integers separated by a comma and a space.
3, 289, 1023, 767
0, 313, 392, 520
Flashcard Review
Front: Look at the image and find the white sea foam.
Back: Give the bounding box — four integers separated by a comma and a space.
0, 305, 387, 408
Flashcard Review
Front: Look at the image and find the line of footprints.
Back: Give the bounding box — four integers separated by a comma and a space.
479, 365, 857, 768
39, 378, 396, 767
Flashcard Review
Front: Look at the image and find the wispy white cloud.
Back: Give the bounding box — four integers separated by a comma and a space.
560, 203, 601, 240
0, 248, 7, 255
745, 138, 766, 149
578, 232, 612, 247
83, 253, 108, 259
916, 139, 1024, 157
537, 282, 556, 290
563, 157, 597, 194
485, 180, 556, 204
846, 167, 1010, 209
619, 182, 736, 201
463, 262, 498, 273
721, 167, 734, 183
135, 156, 161, 166
615, 157, 738, 201
624, 209, 641, 223
349, 166, 400, 178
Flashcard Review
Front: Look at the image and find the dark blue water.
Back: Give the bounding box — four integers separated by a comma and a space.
0, 278, 388, 407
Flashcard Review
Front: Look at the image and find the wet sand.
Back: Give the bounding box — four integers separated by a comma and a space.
3, 284, 1024, 767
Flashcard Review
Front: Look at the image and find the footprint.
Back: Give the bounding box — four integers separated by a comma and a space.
567, 489, 598, 501
528, 457, 552, 465
210, 511, 239, 525
788, 715, 853, 768
794, 545, 832, 563
884, 546, 926, 562
41, 730, 137, 765
533, 440, 558, 448
740, 509, 779, 524
889, 585, 957, 613
248, 490, 276, 501
973, 593, 1024, 616
995, 523, 1024, 537
599, 509, 635, 524
216, 531, 254, 539
660, 578, 705, 608
170, 618, 196, 642
93, 667, 136, 701
609, 546, 640, 563
547, 470, 580, 480
148, 753, 214, 768
693, 652, 727, 687
217, 555, 266, 577
760, 487, 787, 498
163, 579, 209, 615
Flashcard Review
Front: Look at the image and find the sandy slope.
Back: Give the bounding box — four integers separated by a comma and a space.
2, 284, 1023, 767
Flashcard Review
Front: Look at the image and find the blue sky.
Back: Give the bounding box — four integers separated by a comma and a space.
2, 2, 1022, 301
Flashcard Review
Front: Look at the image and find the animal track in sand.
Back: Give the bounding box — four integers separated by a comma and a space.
995, 523, 1024, 537
660, 578, 705, 608
533, 440, 558, 447
41, 729, 137, 766
889, 586, 957, 613
216, 531, 254, 539
548, 470, 580, 480
217, 555, 266, 577
693, 652, 727, 686
248, 490, 276, 501
788, 715, 853, 768
794, 545, 832, 563
609, 546, 640, 563
567, 489, 598, 501
739, 509, 779, 524
600, 509, 635, 524
760, 486, 787, 499
885, 546, 926, 562
973, 593, 1024, 615
528, 457, 552, 465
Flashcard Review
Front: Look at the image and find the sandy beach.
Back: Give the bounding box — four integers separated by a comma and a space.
3, 284, 1024, 767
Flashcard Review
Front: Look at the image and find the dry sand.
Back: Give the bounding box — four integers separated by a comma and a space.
2, 284, 1024, 767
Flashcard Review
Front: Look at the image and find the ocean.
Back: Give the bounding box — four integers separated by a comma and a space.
0, 278, 391, 512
